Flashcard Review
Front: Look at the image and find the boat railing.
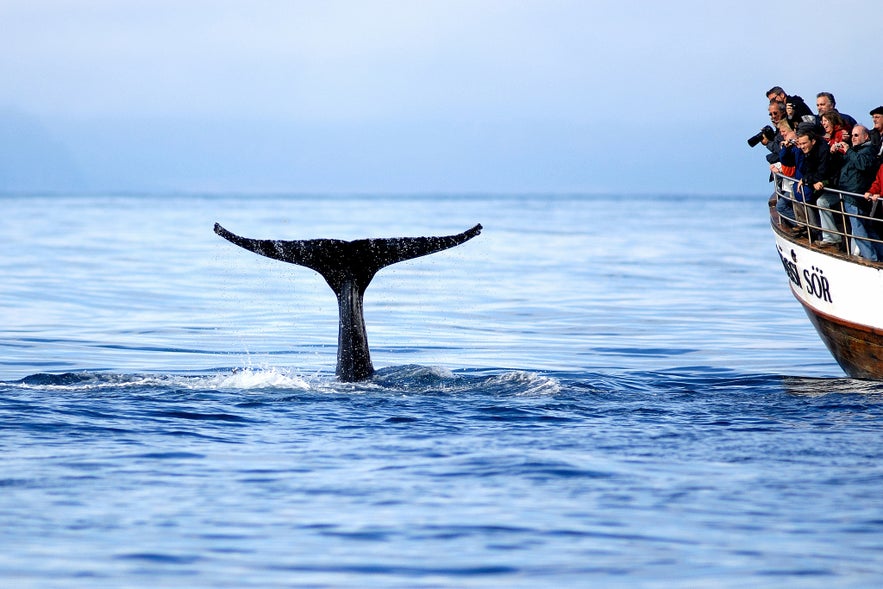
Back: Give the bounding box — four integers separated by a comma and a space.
771, 171, 883, 260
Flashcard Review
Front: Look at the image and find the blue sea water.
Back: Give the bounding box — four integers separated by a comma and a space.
2, 193, 883, 588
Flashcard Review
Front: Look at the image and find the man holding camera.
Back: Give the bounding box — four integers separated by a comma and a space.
767, 86, 816, 129
817, 125, 881, 259
749, 101, 797, 228
747, 102, 788, 163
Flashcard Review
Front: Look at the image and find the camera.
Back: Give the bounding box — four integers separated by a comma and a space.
747, 125, 776, 147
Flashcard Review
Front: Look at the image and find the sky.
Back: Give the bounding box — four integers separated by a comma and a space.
1, 0, 881, 195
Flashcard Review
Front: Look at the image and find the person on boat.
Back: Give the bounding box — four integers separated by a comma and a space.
818, 125, 882, 259
816, 92, 857, 132
767, 86, 816, 130
834, 126, 877, 193
772, 125, 800, 229
863, 157, 883, 243
818, 112, 849, 199
820, 111, 850, 147
769, 101, 787, 127
761, 102, 788, 163
777, 132, 809, 234
863, 152, 883, 204
870, 106, 883, 163
795, 129, 836, 246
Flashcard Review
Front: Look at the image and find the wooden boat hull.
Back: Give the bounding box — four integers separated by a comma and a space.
772, 224, 883, 378
801, 305, 883, 379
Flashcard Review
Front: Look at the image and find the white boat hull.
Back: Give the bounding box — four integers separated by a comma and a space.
773, 226, 883, 378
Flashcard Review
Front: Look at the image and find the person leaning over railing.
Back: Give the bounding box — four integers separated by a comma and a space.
870, 106, 883, 163
767, 86, 817, 130
763, 101, 788, 163
772, 125, 801, 231
864, 157, 883, 250
864, 151, 883, 206
795, 129, 836, 245
819, 125, 883, 260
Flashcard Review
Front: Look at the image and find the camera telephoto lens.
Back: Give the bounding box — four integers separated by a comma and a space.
747, 125, 776, 148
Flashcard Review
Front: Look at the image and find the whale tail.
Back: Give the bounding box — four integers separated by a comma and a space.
214, 223, 482, 381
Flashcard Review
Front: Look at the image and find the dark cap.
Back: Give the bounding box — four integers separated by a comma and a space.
870, 106, 883, 116
796, 121, 817, 134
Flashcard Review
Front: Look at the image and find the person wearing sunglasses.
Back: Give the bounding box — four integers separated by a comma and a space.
820, 125, 883, 259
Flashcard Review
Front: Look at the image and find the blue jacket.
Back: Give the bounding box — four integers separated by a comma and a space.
779, 145, 810, 202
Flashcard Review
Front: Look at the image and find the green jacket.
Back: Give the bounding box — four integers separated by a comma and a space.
835, 141, 878, 194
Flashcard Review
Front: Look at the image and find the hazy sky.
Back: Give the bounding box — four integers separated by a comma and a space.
2, 0, 880, 194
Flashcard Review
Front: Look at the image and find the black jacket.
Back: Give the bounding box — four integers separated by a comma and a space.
871, 129, 883, 165
799, 140, 835, 197
785, 94, 817, 130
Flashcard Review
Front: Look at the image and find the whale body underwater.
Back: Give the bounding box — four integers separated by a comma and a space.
214, 223, 483, 381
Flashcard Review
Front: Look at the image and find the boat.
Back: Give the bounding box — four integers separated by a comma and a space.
769, 173, 883, 378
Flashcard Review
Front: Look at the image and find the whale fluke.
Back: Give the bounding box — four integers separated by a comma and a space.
214, 222, 482, 381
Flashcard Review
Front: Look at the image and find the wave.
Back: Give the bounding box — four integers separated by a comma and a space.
3, 365, 564, 398
7, 366, 883, 402
370, 365, 562, 396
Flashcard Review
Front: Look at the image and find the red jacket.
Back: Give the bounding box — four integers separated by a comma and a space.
868, 163, 883, 195
826, 127, 848, 146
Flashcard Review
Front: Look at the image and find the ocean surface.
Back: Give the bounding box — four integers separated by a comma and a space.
2, 193, 883, 588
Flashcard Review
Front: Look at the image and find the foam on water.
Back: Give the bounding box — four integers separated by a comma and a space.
11, 368, 312, 393
485, 370, 563, 396
208, 367, 313, 391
